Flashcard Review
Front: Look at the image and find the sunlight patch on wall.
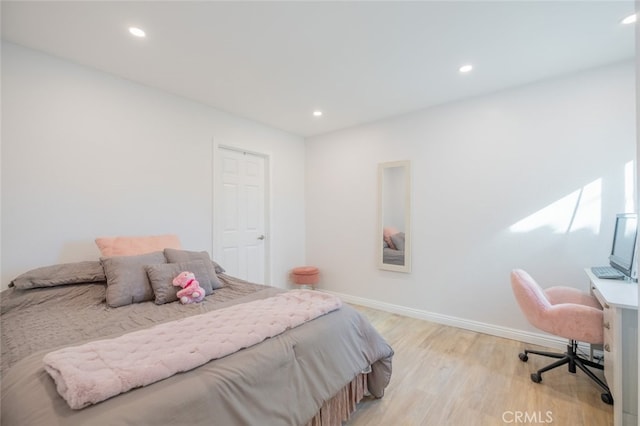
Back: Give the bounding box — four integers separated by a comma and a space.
509, 178, 602, 234
624, 160, 635, 213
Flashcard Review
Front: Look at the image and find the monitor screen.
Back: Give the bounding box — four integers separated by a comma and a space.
609, 213, 638, 278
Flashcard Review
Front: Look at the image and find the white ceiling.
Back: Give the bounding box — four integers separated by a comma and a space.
1, 1, 636, 137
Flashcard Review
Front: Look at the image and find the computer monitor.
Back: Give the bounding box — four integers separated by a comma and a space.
609, 213, 638, 280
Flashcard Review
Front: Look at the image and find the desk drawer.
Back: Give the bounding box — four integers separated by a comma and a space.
602, 304, 616, 389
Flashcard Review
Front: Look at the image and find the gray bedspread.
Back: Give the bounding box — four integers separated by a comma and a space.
1, 275, 393, 426
383, 247, 405, 265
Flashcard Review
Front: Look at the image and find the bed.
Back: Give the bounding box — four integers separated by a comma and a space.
1, 252, 393, 426
382, 229, 405, 266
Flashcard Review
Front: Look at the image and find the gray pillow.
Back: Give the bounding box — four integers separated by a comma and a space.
390, 232, 405, 252
145, 260, 213, 305
101, 251, 167, 308
10, 261, 106, 290
163, 248, 224, 289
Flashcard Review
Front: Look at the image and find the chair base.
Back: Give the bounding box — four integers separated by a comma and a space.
519, 340, 613, 405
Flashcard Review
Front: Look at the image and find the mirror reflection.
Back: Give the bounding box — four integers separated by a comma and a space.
378, 161, 411, 272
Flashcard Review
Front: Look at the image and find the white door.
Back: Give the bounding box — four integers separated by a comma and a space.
217, 147, 267, 283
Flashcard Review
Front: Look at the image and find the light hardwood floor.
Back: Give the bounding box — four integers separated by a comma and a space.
346, 305, 613, 426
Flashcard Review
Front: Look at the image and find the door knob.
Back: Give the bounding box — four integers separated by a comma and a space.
257, 235, 265, 240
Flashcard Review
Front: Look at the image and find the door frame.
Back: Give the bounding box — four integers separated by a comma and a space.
212, 142, 271, 285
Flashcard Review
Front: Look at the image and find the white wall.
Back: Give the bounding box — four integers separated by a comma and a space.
1, 42, 306, 289
2, 41, 635, 341
382, 166, 406, 232
306, 60, 636, 336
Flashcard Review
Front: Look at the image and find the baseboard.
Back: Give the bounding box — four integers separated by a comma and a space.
323, 290, 581, 352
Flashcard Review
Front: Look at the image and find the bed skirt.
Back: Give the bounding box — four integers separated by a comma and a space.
305, 373, 368, 426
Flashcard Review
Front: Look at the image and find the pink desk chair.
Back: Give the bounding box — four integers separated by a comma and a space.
510, 269, 613, 405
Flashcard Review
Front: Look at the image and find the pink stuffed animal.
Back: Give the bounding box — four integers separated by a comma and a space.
172, 271, 205, 304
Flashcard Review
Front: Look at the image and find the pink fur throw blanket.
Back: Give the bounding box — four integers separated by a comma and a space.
43, 290, 342, 409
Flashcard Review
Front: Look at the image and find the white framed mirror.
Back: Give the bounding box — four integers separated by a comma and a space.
377, 160, 411, 273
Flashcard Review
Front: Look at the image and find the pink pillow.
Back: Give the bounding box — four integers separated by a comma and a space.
383, 227, 399, 250
96, 234, 181, 257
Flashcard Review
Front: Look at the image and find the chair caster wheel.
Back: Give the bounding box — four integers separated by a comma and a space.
530, 373, 542, 383
601, 393, 613, 405
518, 353, 528, 362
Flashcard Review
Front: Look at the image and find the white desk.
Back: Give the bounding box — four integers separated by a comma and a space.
585, 269, 638, 426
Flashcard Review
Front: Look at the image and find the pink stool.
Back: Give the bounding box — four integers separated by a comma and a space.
291, 266, 320, 289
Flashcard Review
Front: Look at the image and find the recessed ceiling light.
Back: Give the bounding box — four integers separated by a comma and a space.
129, 27, 146, 38
459, 64, 473, 73
313, 111, 323, 117
621, 13, 637, 25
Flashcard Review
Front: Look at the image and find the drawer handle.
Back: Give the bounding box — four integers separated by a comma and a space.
604, 322, 610, 329
604, 344, 611, 352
